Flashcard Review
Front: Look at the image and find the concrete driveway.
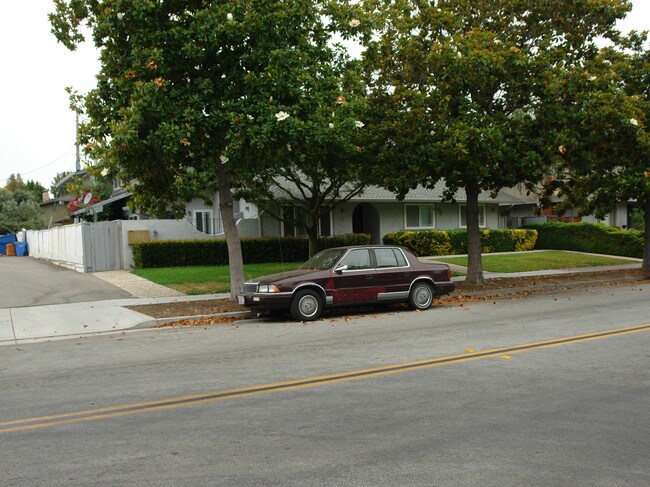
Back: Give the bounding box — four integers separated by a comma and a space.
0, 256, 133, 308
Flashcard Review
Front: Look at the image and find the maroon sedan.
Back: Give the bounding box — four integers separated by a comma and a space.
238, 245, 455, 321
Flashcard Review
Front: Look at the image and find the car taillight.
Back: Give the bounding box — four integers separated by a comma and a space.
447, 268, 452, 280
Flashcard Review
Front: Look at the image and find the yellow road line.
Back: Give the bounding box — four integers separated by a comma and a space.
2, 323, 649, 434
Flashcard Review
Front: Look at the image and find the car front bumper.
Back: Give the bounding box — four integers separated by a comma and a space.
238, 292, 292, 310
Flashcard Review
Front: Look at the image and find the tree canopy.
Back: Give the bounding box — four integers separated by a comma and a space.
48, 0, 647, 281
544, 32, 650, 270
0, 189, 45, 234
50, 0, 355, 297
355, 0, 631, 283
50, 171, 72, 198
236, 51, 372, 256
3, 173, 47, 203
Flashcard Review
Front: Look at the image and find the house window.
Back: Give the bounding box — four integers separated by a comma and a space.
405, 205, 435, 229
194, 210, 213, 234
319, 213, 332, 237
282, 207, 331, 237
459, 204, 486, 228
282, 207, 307, 237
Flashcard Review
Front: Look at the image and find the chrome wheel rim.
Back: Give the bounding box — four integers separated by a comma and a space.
298, 295, 319, 318
414, 285, 432, 308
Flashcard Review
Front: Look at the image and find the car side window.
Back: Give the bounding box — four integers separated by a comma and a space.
393, 248, 408, 267
338, 249, 371, 270
375, 248, 399, 268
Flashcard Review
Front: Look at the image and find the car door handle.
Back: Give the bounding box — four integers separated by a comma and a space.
366, 275, 373, 280
403, 273, 411, 277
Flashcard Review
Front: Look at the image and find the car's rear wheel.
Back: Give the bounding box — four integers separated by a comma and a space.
408, 282, 433, 310
290, 289, 323, 321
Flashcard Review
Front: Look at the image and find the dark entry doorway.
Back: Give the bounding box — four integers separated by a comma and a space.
352, 203, 380, 244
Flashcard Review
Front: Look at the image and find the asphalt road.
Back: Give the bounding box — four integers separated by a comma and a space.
1, 282, 649, 486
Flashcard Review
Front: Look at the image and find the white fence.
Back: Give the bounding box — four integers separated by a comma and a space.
26, 222, 121, 273
25, 218, 251, 273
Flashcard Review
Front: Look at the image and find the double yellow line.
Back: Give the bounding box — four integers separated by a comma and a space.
2, 323, 649, 434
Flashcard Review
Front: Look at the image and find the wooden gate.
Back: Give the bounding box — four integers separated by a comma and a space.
84, 221, 122, 272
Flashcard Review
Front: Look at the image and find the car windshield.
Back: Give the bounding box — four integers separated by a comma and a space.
299, 248, 348, 270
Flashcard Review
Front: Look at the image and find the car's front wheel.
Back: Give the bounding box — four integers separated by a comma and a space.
290, 289, 323, 321
408, 282, 434, 310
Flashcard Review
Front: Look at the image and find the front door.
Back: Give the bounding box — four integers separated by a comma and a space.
331, 248, 377, 304
352, 203, 381, 244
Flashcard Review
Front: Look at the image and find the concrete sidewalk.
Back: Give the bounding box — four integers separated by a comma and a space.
0, 293, 233, 345
0, 267, 229, 345
1, 260, 645, 346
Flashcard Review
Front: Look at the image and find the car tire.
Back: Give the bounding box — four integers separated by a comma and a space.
408, 282, 434, 310
290, 289, 323, 321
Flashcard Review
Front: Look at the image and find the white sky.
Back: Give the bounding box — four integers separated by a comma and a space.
1, 1, 648, 191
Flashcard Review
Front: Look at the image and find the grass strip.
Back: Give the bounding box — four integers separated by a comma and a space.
434, 250, 636, 273
133, 262, 303, 295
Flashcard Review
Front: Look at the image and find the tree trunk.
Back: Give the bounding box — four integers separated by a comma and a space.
306, 207, 321, 258
307, 226, 319, 258
216, 161, 245, 300
464, 181, 485, 285
642, 199, 650, 272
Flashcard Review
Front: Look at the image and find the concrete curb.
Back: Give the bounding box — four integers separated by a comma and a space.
132, 311, 255, 329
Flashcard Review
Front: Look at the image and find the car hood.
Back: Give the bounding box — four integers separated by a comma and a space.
251, 268, 321, 284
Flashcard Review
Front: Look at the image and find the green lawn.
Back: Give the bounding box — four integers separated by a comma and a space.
434, 250, 637, 273
132, 262, 303, 295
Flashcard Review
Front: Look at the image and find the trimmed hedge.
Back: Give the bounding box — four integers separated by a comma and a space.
132, 233, 371, 268
383, 229, 537, 256
522, 222, 643, 258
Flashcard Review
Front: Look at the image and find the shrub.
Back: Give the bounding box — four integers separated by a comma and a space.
522, 222, 643, 258
383, 229, 537, 256
132, 233, 370, 268
383, 230, 453, 256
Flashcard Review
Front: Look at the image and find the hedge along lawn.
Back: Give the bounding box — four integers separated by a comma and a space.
132, 262, 303, 295
434, 250, 638, 273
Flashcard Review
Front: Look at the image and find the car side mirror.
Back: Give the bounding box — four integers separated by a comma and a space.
334, 264, 348, 274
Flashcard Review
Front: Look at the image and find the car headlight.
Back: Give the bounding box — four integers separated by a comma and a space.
258, 284, 280, 293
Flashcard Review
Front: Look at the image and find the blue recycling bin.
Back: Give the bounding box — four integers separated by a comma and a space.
0, 234, 17, 255
14, 241, 28, 256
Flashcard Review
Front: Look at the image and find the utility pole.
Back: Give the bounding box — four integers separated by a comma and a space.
75, 112, 81, 172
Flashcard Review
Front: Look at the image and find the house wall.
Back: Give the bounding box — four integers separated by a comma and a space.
119, 219, 221, 269
255, 201, 502, 244
184, 194, 256, 235
185, 196, 219, 215
41, 202, 72, 228
184, 196, 221, 234
237, 219, 261, 238
483, 203, 501, 229
258, 211, 279, 237
323, 201, 501, 243
607, 202, 629, 229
